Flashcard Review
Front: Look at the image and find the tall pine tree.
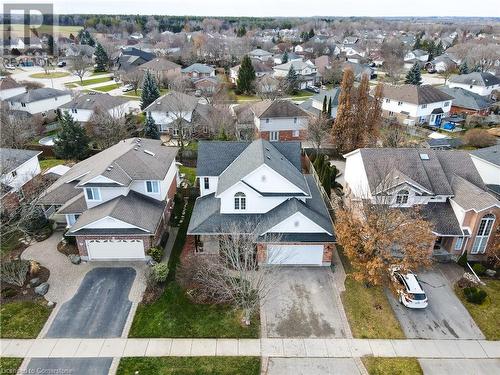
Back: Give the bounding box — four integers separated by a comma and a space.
331, 68, 355, 153
282, 51, 288, 64
141, 70, 160, 110
54, 111, 90, 160
94, 43, 108, 72
236, 55, 256, 95
286, 65, 298, 95
405, 62, 422, 85
322, 96, 327, 114
144, 113, 160, 139
459, 61, 469, 75
327, 97, 332, 118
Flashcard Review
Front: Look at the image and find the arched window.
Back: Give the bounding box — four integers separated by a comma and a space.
472, 214, 495, 254
395, 189, 409, 204
234, 192, 246, 210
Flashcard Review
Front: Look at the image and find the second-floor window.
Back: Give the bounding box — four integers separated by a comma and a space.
421, 104, 427, 108
395, 189, 409, 204
146, 180, 160, 194
385, 98, 390, 103
85, 187, 101, 201
204, 177, 210, 190
397, 101, 403, 106
234, 192, 246, 210
71, 108, 78, 113
265, 118, 270, 124
294, 117, 297, 124
444, 101, 450, 107
11, 170, 17, 178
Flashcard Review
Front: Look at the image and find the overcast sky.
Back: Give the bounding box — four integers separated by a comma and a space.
5, 0, 500, 17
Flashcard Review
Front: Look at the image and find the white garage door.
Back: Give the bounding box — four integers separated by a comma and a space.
267, 244, 324, 265
86, 239, 145, 260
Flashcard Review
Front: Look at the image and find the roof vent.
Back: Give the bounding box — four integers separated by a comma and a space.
144, 149, 155, 156
133, 147, 138, 151
106, 167, 112, 171
419, 153, 430, 160
266, 156, 271, 160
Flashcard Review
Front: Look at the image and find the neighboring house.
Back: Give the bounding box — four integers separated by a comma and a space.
1, 148, 42, 213
65, 44, 95, 58
426, 54, 457, 73
8, 88, 71, 116
439, 87, 493, 116
381, 84, 454, 126
229, 60, 273, 84
255, 75, 281, 95
193, 76, 220, 95
39, 138, 179, 261
342, 62, 375, 81
424, 137, 464, 150
181, 63, 215, 79
403, 59, 426, 71
343, 36, 359, 45
59, 93, 132, 123
299, 88, 340, 119
139, 57, 182, 84
273, 60, 319, 89
448, 72, 500, 97
273, 52, 302, 65
236, 99, 310, 141
470, 145, 500, 198
248, 48, 273, 62
344, 148, 500, 261
187, 139, 335, 266
404, 49, 429, 62
0, 76, 26, 100
143, 91, 209, 135
115, 47, 155, 73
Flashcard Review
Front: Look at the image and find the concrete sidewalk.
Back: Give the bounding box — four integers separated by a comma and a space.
1, 338, 499, 359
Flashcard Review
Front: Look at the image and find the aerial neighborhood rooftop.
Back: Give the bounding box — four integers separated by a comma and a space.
0, 7, 499, 375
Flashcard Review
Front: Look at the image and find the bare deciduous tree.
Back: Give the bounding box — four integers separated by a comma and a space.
69, 56, 92, 83
86, 107, 134, 149
307, 115, 331, 152
0, 108, 39, 148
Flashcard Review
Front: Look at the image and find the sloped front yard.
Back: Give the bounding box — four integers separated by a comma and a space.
0, 300, 51, 338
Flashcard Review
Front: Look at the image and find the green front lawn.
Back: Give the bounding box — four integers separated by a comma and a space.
39, 158, 66, 170
29, 71, 70, 79
455, 280, 500, 340
291, 90, 314, 99
73, 76, 113, 86
117, 357, 260, 375
338, 248, 405, 339
0, 301, 52, 338
0, 358, 23, 374
362, 357, 423, 375
179, 166, 196, 185
93, 83, 121, 92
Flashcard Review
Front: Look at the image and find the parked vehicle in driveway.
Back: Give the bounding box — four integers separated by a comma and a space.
5, 64, 16, 70
57, 61, 66, 67
121, 84, 134, 92
390, 266, 428, 309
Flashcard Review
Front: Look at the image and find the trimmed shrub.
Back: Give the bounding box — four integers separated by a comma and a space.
151, 263, 169, 284
1, 259, 30, 287
457, 252, 468, 267
463, 287, 487, 305
147, 247, 164, 262
472, 263, 486, 276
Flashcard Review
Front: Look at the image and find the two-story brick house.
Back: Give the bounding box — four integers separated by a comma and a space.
344, 148, 500, 261
187, 139, 335, 266
39, 138, 179, 261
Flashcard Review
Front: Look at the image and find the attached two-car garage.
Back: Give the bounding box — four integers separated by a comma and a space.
266, 244, 325, 266
85, 239, 146, 260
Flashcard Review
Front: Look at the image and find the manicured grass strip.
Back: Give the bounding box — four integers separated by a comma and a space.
74, 76, 113, 86
0, 358, 23, 374
362, 357, 423, 375
91, 70, 109, 76
291, 90, 314, 99
129, 282, 259, 338
338, 247, 405, 339
93, 83, 121, 92
39, 158, 66, 170
455, 280, 500, 340
0, 301, 52, 338
179, 166, 196, 185
117, 357, 261, 375
29, 72, 70, 79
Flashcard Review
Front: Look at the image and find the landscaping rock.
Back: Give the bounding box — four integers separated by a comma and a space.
30, 277, 40, 286
47, 301, 56, 308
486, 269, 497, 277
35, 282, 49, 295
68, 254, 81, 265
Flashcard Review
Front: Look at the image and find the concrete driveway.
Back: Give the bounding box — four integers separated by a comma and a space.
419, 359, 500, 375
46, 267, 136, 338
262, 268, 347, 338
387, 267, 484, 339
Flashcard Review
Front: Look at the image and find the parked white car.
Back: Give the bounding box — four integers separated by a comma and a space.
122, 84, 134, 92
390, 267, 428, 309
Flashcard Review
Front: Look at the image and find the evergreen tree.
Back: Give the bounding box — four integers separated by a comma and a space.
327, 97, 332, 118
413, 36, 421, 50
427, 40, 436, 60
141, 70, 160, 110
236, 55, 256, 95
143, 113, 160, 139
282, 51, 288, 64
459, 61, 469, 75
94, 43, 108, 72
308, 28, 315, 39
286, 65, 298, 95
47, 35, 54, 55
405, 62, 423, 85
331, 68, 355, 153
321, 164, 332, 198
322, 96, 327, 114
54, 111, 90, 160
435, 41, 444, 56
78, 29, 95, 46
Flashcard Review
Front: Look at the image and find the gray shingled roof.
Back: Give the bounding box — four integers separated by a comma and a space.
69, 191, 166, 235
216, 139, 309, 196
419, 202, 463, 236
449, 72, 500, 87
188, 175, 333, 240
9, 88, 69, 103
470, 145, 500, 167
254, 100, 310, 119
181, 63, 214, 74
143, 91, 199, 113
60, 93, 128, 111
451, 175, 500, 212
439, 87, 492, 111
382, 84, 453, 105
140, 57, 181, 71
0, 148, 41, 174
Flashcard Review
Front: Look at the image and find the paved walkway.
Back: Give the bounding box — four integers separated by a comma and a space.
2, 338, 499, 359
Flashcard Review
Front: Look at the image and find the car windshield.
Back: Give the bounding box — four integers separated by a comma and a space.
412, 293, 427, 300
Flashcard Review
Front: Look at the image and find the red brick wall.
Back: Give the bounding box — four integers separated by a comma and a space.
167, 176, 177, 201
258, 130, 307, 141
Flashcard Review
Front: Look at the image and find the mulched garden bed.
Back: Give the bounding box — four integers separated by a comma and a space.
0, 265, 50, 304
57, 241, 79, 256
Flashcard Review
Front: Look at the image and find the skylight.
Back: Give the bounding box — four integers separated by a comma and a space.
144, 150, 155, 156
419, 153, 429, 160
